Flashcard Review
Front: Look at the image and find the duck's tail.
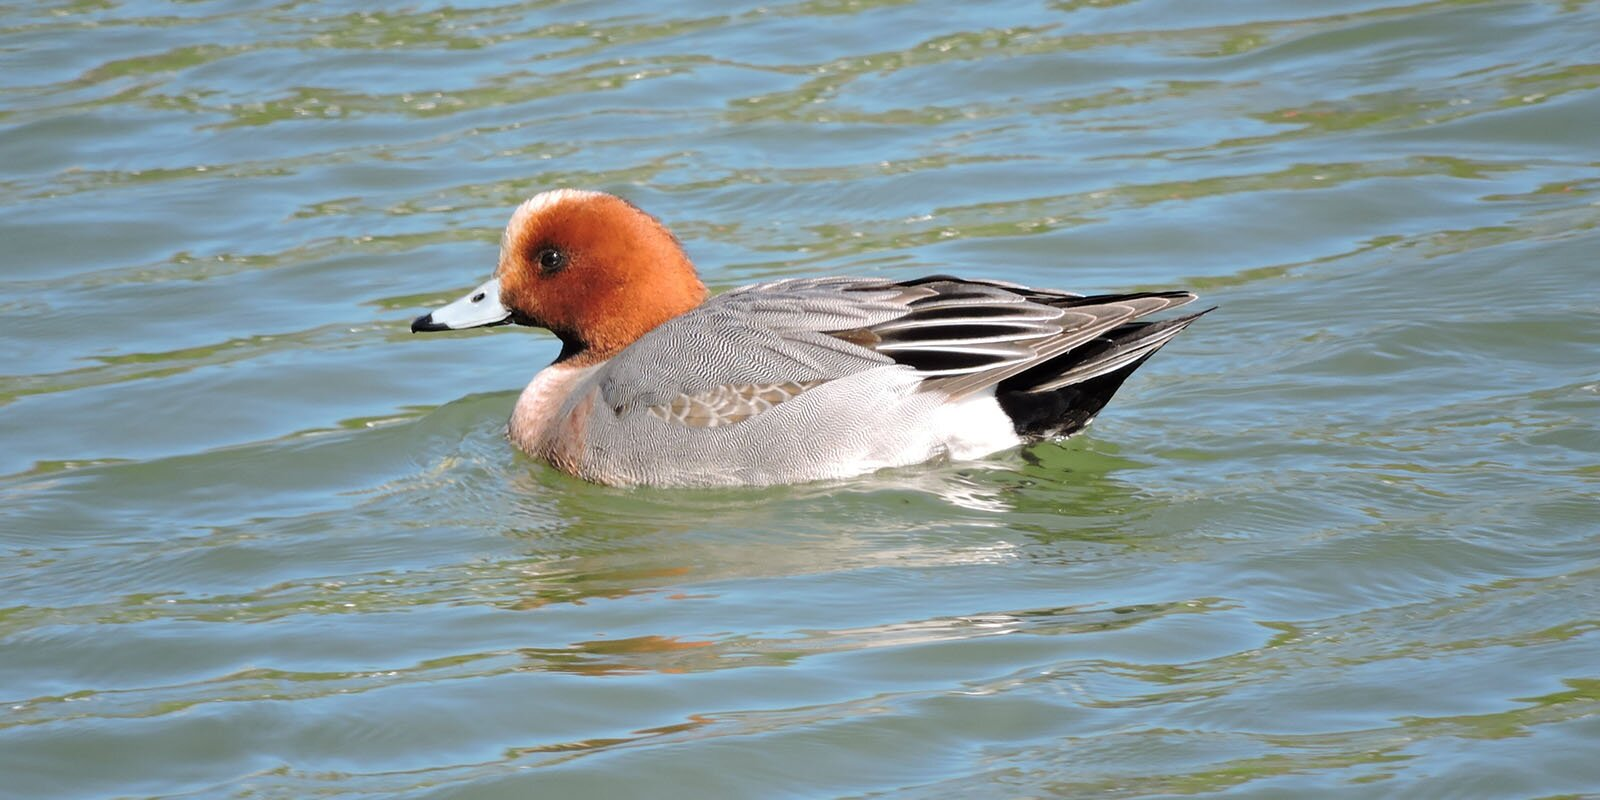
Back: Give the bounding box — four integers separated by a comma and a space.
993, 306, 1212, 440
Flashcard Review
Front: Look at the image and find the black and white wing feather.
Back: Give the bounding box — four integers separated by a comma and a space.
593, 274, 1205, 428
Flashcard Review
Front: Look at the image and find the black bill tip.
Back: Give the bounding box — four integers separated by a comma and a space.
411, 313, 450, 333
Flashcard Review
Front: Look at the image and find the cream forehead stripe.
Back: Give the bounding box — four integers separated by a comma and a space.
499, 189, 608, 259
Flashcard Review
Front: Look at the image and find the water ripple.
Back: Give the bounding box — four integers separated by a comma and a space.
4, 0, 1600, 796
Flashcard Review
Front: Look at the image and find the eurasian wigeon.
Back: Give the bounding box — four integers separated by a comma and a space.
412, 189, 1208, 487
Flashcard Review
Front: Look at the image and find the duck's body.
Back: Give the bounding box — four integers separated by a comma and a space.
412, 190, 1206, 487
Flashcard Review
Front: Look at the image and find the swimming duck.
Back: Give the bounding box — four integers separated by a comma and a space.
412, 189, 1206, 487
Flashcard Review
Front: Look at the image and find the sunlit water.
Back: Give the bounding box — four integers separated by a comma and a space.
3, 1, 1599, 797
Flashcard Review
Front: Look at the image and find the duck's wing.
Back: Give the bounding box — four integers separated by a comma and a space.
591, 277, 904, 423
754, 276, 1201, 397
593, 275, 1201, 428
882, 281, 1201, 398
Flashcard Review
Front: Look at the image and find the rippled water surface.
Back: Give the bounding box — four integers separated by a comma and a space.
4, 1, 1600, 797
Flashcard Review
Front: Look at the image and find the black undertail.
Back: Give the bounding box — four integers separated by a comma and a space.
995, 353, 1154, 440
994, 312, 1210, 440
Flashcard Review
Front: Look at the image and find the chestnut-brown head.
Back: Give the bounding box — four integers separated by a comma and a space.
412, 190, 708, 364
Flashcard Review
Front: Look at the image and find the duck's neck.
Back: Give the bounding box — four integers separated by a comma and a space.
553, 275, 708, 367
552, 334, 591, 366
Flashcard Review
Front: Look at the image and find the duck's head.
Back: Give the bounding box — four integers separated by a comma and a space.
412, 189, 708, 363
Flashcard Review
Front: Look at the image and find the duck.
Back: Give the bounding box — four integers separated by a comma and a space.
411, 189, 1207, 487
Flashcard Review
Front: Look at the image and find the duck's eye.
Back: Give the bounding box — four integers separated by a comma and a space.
536, 247, 568, 274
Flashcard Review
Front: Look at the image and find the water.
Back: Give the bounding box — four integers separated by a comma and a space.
3, 0, 1598, 796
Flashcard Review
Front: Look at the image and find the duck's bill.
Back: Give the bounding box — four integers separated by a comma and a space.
411, 278, 512, 333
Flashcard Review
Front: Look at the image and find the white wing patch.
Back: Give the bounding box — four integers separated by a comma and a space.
647, 381, 825, 428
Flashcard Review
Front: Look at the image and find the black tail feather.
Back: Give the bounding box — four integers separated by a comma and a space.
995, 307, 1211, 440
995, 354, 1155, 440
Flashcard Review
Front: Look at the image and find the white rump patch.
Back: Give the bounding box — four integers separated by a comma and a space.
928, 390, 1023, 460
